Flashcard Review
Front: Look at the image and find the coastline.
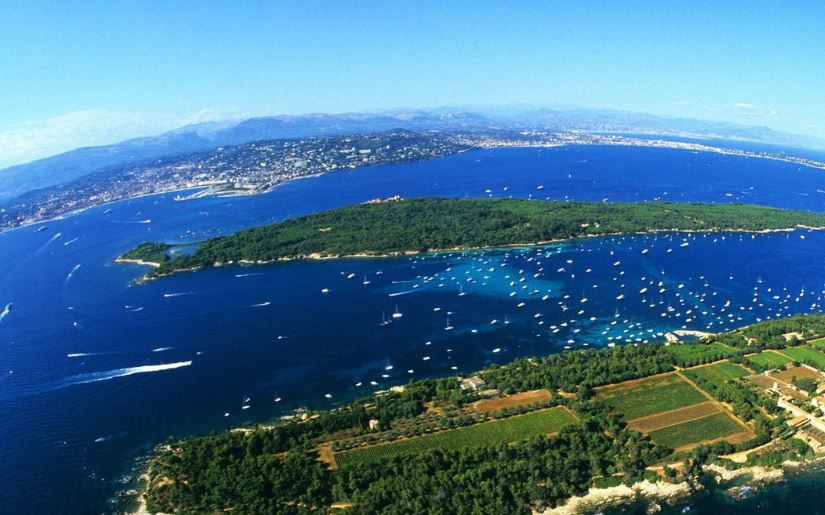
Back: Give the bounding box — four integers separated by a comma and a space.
540, 462, 788, 515
7, 138, 825, 237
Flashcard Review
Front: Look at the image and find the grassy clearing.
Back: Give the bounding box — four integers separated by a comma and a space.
596, 374, 707, 420
747, 351, 791, 369
780, 347, 825, 370
648, 412, 745, 449
666, 342, 739, 365
685, 362, 749, 386
335, 407, 577, 467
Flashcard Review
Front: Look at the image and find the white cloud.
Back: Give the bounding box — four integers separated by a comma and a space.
730, 102, 779, 117
0, 108, 243, 169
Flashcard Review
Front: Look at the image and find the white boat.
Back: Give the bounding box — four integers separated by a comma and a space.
346, 273, 355, 279
392, 305, 403, 318
444, 316, 454, 331
458, 285, 467, 297
321, 288, 330, 294
492, 347, 501, 353
379, 311, 392, 327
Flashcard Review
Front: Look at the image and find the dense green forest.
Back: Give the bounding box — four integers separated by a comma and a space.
140, 315, 825, 514
120, 197, 825, 278
117, 242, 171, 264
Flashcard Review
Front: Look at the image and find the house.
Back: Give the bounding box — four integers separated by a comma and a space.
459, 376, 486, 392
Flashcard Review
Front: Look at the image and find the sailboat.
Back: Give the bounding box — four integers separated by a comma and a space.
379, 311, 392, 327
458, 284, 467, 297
392, 305, 403, 318
444, 316, 454, 331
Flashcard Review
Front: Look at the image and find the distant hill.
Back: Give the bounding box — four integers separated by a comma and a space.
2, 108, 824, 203
0, 111, 491, 203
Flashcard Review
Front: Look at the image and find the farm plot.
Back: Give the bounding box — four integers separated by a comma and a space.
596, 374, 707, 420
667, 342, 739, 365
685, 361, 749, 386
648, 412, 749, 450
746, 374, 776, 390
773, 364, 822, 384
335, 406, 577, 467
780, 347, 825, 370
627, 401, 720, 433
746, 351, 791, 370
473, 389, 552, 413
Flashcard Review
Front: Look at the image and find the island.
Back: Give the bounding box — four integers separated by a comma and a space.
118, 197, 825, 280
136, 314, 825, 514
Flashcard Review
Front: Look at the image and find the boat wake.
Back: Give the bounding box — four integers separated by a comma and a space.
65, 264, 82, 283
54, 361, 192, 389
388, 289, 420, 297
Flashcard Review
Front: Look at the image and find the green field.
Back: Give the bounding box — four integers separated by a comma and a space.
596, 374, 707, 420
747, 351, 791, 369
335, 407, 577, 467
811, 338, 825, 350
648, 412, 745, 449
685, 361, 749, 386
781, 347, 825, 370
666, 342, 739, 365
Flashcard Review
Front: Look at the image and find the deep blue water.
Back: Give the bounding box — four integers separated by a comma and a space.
4, 145, 825, 514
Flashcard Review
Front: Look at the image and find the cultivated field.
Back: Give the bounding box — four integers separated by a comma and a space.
647, 411, 748, 449
627, 401, 720, 433
773, 364, 821, 384
667, 342, 739, 364
780, 347, 825, 370
746, 374, 776, 390
335, 406, 577, 467
473, 389, 552, 413
596, 374, 707, 420
747, 351, 791, 369
685, 361, 749, 386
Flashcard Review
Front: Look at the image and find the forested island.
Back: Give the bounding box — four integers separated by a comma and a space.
136, 314, 825, 514
120, 197, 825, 280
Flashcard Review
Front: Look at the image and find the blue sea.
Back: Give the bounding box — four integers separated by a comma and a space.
4, 145, 825, 514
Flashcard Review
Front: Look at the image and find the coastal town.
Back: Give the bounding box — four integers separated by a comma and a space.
2, 129, 825, 233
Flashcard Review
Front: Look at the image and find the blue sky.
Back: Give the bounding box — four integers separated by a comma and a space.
1, 1, 824, 167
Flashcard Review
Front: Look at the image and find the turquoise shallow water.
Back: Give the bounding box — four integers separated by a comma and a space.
3, 145, 825, 513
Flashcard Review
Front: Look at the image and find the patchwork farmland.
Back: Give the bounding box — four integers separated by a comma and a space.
596, 371, 752, 450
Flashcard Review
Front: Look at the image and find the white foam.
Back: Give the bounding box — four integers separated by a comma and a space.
59, 361, 192, 387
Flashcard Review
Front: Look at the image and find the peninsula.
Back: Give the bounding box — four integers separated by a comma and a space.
119, 197, 825, 280
137, 314, 825, 514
